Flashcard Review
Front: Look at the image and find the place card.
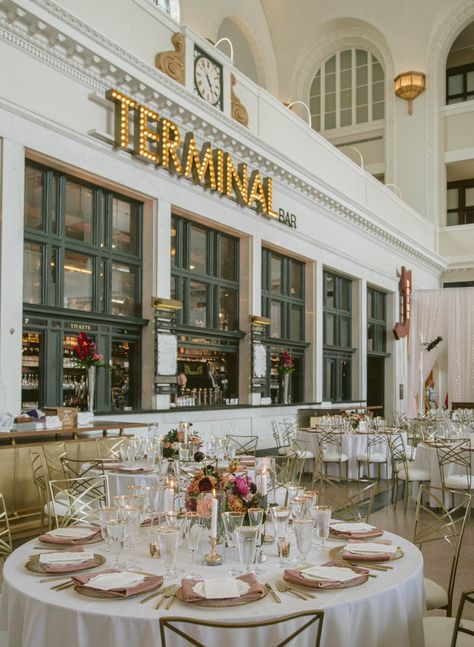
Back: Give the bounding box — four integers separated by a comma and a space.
330, 522, 376, 533
344, 543, 398, 554
300, 566, 361, 582
85, 572, 145, 591
203, 577, 241, 599
39, 552, 94, 564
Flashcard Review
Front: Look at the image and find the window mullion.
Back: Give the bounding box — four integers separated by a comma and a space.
351, 48, 356, 127
321, 61, 326, 130
368, 53, 373, 122
336, 52, 341, 130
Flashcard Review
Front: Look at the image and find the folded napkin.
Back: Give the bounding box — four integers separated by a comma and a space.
180, 573, 265, 604
39, 525, 102, 545
284, 561, 369, 589
38, 550, 99, 573
330, 522, 383, 539
342, 541, 397, 561
101, 462, 124, 470
117, 465, 156, 473
72, 569, 163, 598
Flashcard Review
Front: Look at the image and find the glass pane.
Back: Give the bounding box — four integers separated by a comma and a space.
448, 74, 463, 96
367, 290, 373, 318
340, 49, 352, 70
310, 71, 320, 97
325, 313, 335, 345
271, 255, 282, 294
447, 188, 459, 209
112, 198, 137, 254
219, 288, 237, 330
325, 274, 334, 308
49, 248, 58, 307
448, 97, 464, 105
23, 242, 42, 304
21, 332, 42, 411
447, 211, 459, 226
171, 220, 177, 267
377, 325, 386, 352
171, 275, 177, 300
325, 112, 336, 129
63, 251, 93, 311
341, 70, 352, 90
189, 226, 207, 274
50, 175, 58, 235
340, 279, 351, 311
111, 340, 135, 411
465, 187, 474, 207
341, 359, 351, 400
356, 85, 368, 104
219, 235, 237, 281
326, 55, 336, 74
290, 261, 303, 298
189, 281, 207, 327
372, 60, 384, 82
341, 89, 352, 109
324, 357, 336, 400
63, 335, 87, 409
372, 102, 384, 120
290, 305, 302, 340
356, 50, 367, 66
467, 71, 474, 92
98, 259, 106, 313
341, 109, 352, 127
65, 181, 93, 243
25, 166, 44, 230
312, 114, 321, 131
112, 263, 137, 317
340, 317, 350, 347
270, 301, 282, 338
356, 105, 368, 123
372, 82, 384, 102
325, 93, 336, 112
368, 323, 374, 352
325, 72, 336, 93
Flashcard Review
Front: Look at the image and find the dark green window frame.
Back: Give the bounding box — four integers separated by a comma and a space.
446, 63, 474, 105
23, 161, 143, 321
323, 271, 354, 402
171, 214, 240, 332
367, 287, 387, 354
261, 248, 305, 342
447, 179, 474, 226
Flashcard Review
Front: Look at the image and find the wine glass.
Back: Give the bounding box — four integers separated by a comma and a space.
248, 507, 265, 571
106, 518, 128, 568
98, 506, 118, 552
314, 505, 332, 549
184, 512, 202, 580
156, 525, 180, 578
290, 497, 306, 520
119, 504, 142, 568
235, 526, 259, 574
293, 518, 313, 568
271, 506, 291, 566
221, 511, 245, 576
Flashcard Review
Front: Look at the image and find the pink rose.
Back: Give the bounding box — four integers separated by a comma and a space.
234, 476, 250, 497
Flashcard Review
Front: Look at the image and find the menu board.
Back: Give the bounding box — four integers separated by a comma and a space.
253, 343, 267, 379
156, 333, 177, 376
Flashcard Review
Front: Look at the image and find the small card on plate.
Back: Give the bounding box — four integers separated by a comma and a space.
330, 522, 376, 533
344, 543, 398, 554
47, 528, 95, 539
85, 572, 145, 591
300, 566, 361, 582
39, 552, 94, 564
202, 578, 242, 599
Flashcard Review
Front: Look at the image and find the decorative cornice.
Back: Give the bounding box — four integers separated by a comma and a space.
0, 0, 446, 273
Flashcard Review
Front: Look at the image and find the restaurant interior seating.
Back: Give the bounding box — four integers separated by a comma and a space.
385, 432, 431, 511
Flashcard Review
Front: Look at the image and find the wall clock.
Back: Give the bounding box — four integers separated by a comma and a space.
193, 46, 223, 109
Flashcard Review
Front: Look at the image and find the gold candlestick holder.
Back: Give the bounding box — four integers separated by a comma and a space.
203, 536, 223, 566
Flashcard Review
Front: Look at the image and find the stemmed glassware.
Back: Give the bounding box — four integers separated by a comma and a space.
98, 505, 118, 553
271, 506, 291, 566
235, 526, 259, 574
293, 518, 313, 568
184, 512, 202, 580
156, 525, 180, 578
247, 507, 265, 572
105, 518, 128, 568
221, 511, 245, 575
119, 504, 142, 568
314, 505, 332, 549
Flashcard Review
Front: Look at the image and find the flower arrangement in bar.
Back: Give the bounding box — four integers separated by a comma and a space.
278, 350, 295, 374
72, 332, 105, 367
161, 428, 202, 459
185, 465, 267, 516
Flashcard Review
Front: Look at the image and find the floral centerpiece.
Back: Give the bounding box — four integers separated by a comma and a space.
278, 350, 295, 374
72, 332, 105, 413
347, 412, 362, 430
185, 465, 267, 516
161, 428, 202, 459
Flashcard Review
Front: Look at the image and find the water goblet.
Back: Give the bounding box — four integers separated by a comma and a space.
314, 505, 332, 549
248, 507, 265, 571
290, 496, 306, 520
184, 512, 202, 580
271, 506, 290, 566
221, 511, 245, 575
119, 504, 142, 568
235, 526, 259, 574
156, 524, 180, 578
106, 518, 128, 568
293, 518, 313, 568
98, 505, 118, 552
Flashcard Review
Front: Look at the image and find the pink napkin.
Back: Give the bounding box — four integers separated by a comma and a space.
330, 527, 383, 539
117, 466, 156, 473
180, 573, 265, 604
41, 553, 100, 574
102, 462, 124, 470
72, 569, 163, 598
284, 561, 369, 589
38, 526, 102, 545
342, 540, 393, 561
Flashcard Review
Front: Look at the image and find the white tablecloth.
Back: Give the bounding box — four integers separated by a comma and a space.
298, 430, 406, 480
0, 530, 425, 647
99, 468, 161, 497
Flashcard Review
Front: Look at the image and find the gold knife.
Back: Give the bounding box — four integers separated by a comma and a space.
165, 585, 178, 610
264, 583, 281, 603
141, 585, 168, 605
155, 586, 173, 610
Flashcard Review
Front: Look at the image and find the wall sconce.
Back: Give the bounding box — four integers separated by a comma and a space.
284, 101, 312, 127
151, 297, 183, 310
250, 315, 271, 326
394, 72, 426, 115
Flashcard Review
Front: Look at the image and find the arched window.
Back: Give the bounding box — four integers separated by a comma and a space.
153, 0, 180, 22
310, 48, 384, 132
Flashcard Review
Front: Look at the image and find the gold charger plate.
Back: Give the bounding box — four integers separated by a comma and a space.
329, 545, 404, 562
74, 576, 163, 600
175, 587, 268, 607
25, 553, 106, 575
283, 569, 369, 590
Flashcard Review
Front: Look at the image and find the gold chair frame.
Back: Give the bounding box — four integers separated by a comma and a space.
42, 441, 67, 481
356, 433, 389, 481
48, 475, 110, 528
414, 485, 472, 616
226, 434, 258, 456
159, 610, 324, 647
385, 431, 429, 511
451, 588, 474, 646
318, 478, 376, 523
30, 449, 51, 531
436, 439, 472, 493
61, 457, 105, 480
0, 492, 12, 559
317, 429, 348, 481
95, 437, 129, 461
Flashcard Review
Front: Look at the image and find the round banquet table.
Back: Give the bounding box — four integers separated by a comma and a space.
97, 466, 161, 497
0, 528, 425, 647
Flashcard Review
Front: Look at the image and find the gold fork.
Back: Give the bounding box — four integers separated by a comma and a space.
275, 580, 315, 600
155, 585, 176, 610
141, 585, 170, 605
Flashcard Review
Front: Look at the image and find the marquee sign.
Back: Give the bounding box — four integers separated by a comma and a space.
106, 89, 296, 227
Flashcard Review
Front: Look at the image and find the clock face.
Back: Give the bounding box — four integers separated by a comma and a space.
194, 51, 223, 108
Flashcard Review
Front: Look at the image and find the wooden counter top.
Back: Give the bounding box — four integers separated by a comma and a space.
0, 420, 146, 445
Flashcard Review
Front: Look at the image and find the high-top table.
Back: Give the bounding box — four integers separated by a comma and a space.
0, 528, 425, 647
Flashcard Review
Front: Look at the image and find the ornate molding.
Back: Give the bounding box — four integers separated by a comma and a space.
230, 74, 249, 127
0, 0, 446, 274
155, 31, 184, 85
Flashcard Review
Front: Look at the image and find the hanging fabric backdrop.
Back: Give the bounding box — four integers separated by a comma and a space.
407, 288, 474, 417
